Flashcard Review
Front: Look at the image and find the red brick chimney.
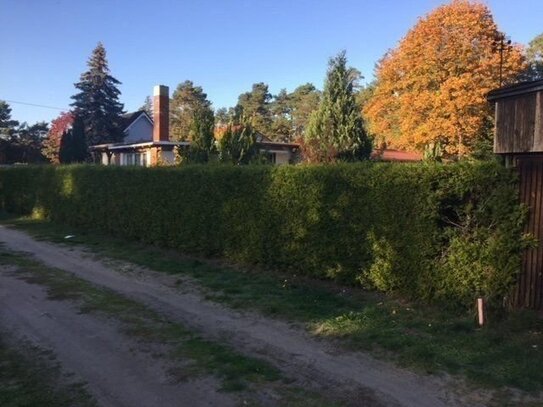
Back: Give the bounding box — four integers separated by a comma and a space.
153, 85, 169, 142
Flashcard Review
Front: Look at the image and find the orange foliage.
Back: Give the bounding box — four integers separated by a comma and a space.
214, 124, 244, 142
42, 111, 74, 164
364, 0, 526, 156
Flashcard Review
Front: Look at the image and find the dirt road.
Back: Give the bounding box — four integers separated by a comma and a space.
0, 225, 469, 407
0, 271, 234, 407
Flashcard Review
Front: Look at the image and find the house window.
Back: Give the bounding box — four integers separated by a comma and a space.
123, 152, 147, 166
141, 152, 147, 167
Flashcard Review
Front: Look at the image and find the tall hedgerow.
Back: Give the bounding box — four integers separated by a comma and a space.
0, 161, 525, 309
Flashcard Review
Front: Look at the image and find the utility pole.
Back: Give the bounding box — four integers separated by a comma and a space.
496, 33, 512, 87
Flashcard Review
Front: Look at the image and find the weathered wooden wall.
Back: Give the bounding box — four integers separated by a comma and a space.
515, 155, 543, 309
489, 80, 543, 309
494, 92, 541, 154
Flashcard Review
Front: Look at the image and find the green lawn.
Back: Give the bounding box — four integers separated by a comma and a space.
3, 215, 543, 395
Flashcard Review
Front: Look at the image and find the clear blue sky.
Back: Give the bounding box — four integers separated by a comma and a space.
2, 0, 542, 124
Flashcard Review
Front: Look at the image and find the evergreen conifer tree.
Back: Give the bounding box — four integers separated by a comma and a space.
59, 116, 88, 163
0, 101, 19, 138
59, 130, 72, 164
140, 96, 153, 117
178, 106, 215, 163
170, 81, 213, 141
217, 123, 258, 164
71, 42, 124, 146
70, 115, 88, 162
305, 51, 372, 162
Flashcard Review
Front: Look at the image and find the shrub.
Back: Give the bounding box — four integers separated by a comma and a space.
0, 161, 525, 308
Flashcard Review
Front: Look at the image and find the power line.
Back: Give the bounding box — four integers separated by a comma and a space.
4, 99, 68, 111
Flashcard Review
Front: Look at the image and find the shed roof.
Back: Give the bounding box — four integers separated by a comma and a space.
487, 79, 543, 101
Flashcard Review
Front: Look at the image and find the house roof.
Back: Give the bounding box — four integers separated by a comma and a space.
487, 79, 543, 101
258, 140, 300, 150
371, 149, 423, 162
89, 141, 190, 151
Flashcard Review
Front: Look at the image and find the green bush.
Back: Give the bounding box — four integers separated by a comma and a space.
0, 162, 525, 308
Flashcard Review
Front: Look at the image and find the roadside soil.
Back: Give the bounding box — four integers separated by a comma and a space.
0, 225, 479, 407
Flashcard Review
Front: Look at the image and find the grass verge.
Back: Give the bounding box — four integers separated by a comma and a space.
0, 333, 95, 407
3, 215, 543, 395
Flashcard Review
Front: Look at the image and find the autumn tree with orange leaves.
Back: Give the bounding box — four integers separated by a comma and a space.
364, 0, 525, 158
42, 111, 74, 164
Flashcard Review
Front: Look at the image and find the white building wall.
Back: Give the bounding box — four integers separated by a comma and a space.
124, 116, 153, 143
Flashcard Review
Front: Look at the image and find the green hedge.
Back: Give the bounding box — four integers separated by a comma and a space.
0, 162, 525, 308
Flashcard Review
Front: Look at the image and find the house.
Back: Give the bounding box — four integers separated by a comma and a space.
90, 85, 186, 166
90, 85, 299, 166
370, 144, 422, 162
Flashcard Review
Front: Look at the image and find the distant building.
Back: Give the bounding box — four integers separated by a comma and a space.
370, 146, 422, 162
90, 85, 299, 166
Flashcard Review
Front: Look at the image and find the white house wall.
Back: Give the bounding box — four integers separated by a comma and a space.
124, 116, 153, 143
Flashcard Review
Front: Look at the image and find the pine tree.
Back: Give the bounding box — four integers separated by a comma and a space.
235, 83, 272, 136
71, 115, 88, 162
304, 51, 371, 162
524, 33, 543, 80
180, 106, 215, 163
214, 107, 232, 127
140, 96, 153, 117
71, 42, 125, 146
217, 123, 258, 164
9, 122, 48, 163
0, 100, 19, 138
170, 81, 213, 141
59, 130, 72, 164
270, 89, 292, 141
289, 84, 321, 140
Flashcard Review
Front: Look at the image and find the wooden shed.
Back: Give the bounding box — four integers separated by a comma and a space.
488, 79, 543, 309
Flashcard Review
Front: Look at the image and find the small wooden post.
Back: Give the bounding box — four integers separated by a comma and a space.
477, 297, 485, 326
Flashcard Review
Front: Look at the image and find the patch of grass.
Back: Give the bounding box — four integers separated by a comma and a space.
0, 333, 95, 407
277, 387, 346, 407
314, 306, 543, 391
4, 215, 543, 394
174, 338, 280, 392
1, 217, 364, 321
